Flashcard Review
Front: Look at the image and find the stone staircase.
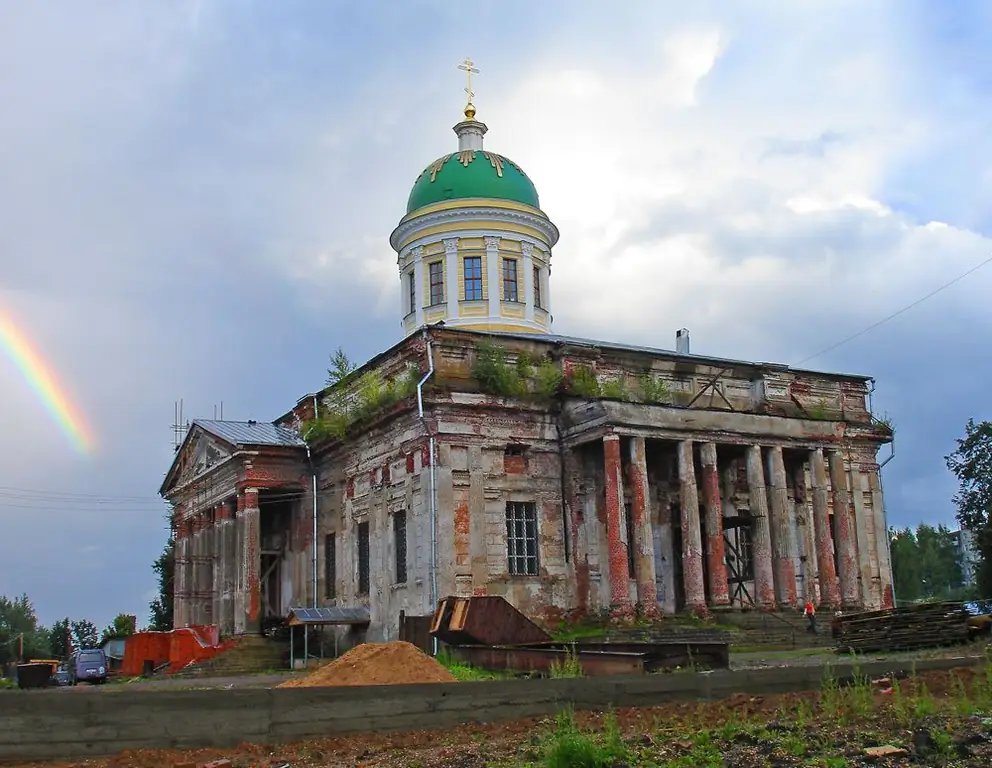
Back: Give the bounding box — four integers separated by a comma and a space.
169, 635, 289, 678
716, 610, 836, 650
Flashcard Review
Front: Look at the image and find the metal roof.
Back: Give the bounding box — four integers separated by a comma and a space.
286, 606, 372, 626
193, 419, 306, 448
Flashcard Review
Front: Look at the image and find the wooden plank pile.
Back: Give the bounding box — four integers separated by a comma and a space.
834, 601, 970, 654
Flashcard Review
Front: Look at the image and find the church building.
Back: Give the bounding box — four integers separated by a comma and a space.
160, 68, 895, 642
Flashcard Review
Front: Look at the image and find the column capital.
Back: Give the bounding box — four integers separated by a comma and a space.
603, 433, 620, 443
443, 237, 459, 254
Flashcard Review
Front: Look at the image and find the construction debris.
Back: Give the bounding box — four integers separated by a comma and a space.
834, 602, 970, 654
276, 641, 456, 688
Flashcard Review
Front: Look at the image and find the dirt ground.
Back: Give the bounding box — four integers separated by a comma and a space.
9, 667, 992, 768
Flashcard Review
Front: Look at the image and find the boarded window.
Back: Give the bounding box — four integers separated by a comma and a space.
464, 256, 483, 301
502, 258, 519, 302
324, 532, 336, 599
428, 261, 444, 305
506, 501, 539, 576
357, 521, 370, 595
394, 511, 408, 584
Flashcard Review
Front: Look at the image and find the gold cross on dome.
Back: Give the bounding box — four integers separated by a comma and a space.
457, 58, 480, 105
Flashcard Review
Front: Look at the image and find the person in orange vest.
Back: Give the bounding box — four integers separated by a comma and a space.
803, 600, 817, 634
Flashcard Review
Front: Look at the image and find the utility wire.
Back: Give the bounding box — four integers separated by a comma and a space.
794, 253, 992, 367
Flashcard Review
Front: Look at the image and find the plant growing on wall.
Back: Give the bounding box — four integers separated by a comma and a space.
807, 398, 831, 420
565, 364, 601, 398
534, 360, 564, 398
303, 362, 421, 443
639, 374, 673, 404
600, 378, 633, 401
471, 341, 528, 397
873, 413, 895, 434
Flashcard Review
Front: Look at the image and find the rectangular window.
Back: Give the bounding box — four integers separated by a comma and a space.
502, 258, 519, 302
533, 266, 542, 308
506, 501, 539, 576
324, 533, 336, 599
428, 261, 444, 305
394, 511, 408, 584
464, 256, 483, 301
357, 521, 370, 595
408, 271, 417, 313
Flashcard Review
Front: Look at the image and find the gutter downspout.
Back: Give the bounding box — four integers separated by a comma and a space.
310, 394, 320, 610
416, 328, 438, 655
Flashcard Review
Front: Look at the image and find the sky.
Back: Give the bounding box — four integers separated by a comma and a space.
1, 0, 990, 630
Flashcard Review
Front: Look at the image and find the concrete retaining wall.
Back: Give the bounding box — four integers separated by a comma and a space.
0, 656, 980, 762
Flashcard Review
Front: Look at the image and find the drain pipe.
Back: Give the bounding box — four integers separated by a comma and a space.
301, 395, 320, 610
415, 328, 437, 654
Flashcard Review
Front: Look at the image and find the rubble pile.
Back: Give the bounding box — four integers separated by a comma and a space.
277, 641, 457, 688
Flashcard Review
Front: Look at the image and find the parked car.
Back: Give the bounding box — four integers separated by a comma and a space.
68, 649, 108, 685
48, 669, 70, 687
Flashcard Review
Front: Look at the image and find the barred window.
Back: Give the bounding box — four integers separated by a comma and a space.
506, 501, 539, 576
533, 266, 542, 308
357, 521, 370, 595
502, 258, 519, 302
464, 256, 483, 301
324, 532, 336, 599
394, 511, 408, 584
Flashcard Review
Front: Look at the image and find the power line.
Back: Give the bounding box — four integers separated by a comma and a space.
794, 252, 992, 367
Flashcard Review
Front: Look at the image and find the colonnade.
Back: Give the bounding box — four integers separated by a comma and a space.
599, 434, 893, 615
173, 487, 261, 635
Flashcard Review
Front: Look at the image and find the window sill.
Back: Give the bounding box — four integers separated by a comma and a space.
390, 582, 408, 591
425, 302, 446, 310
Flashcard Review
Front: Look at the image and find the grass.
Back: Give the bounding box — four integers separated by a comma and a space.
502, 651, 992, 767
435, 650, 514, 681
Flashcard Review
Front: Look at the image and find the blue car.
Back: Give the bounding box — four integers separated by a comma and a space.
68, 649, 108, 685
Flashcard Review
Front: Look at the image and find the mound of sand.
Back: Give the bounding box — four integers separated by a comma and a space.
277, 641, 457, 688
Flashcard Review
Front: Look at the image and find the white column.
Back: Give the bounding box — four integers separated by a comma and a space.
412, 246, 424, 327
522, 241, 535, 322
485, 236, 501, 318
444, 237, 459, 318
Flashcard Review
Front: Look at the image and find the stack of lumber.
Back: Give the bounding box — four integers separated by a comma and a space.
834, 601, 970, 654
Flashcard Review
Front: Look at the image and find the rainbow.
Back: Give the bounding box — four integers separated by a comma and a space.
0, 306, 95, 455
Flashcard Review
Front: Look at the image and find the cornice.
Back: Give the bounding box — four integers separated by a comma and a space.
390, 205, 560, 252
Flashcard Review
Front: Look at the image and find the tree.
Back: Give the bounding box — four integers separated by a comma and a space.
49, 617, 71, 659
945, 418, 992, 598
70, 619, 99, 650
0, 594, 51, 664
326, 347, 357, 386
100, 614, 136, 644
889, 523, 964, 602
148, 536, 175, 631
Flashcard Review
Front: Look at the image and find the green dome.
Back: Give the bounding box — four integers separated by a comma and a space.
406, 150, 540, 214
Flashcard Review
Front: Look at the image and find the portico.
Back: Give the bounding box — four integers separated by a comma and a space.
561, 398, 892, 616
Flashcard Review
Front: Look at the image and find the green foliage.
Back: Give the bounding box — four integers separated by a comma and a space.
873, 412, 895, 434
600, 378, 632, 401
471, 342, 527, 397
534, 360, 564, 398
101, 613, 136, 644
304, 363, 421, 444
566, 364, 601, 397
889, 523, 965, 603
548, 644, 583, 679
945, 418, 992, 598
49, 618, 71, 659
807, 398, 830, 420
326, 346, 357, 386
71, 619, 99, 650
0, 594, 51, 664
639, 374, 673, 404
542, 707, 627, 768
148, 532, 175, 632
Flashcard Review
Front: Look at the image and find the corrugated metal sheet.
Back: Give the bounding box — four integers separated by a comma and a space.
193, 419, 306, 448
286, 606, 371, 625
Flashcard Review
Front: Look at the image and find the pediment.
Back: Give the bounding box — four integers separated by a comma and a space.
163, 427, 234, 495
